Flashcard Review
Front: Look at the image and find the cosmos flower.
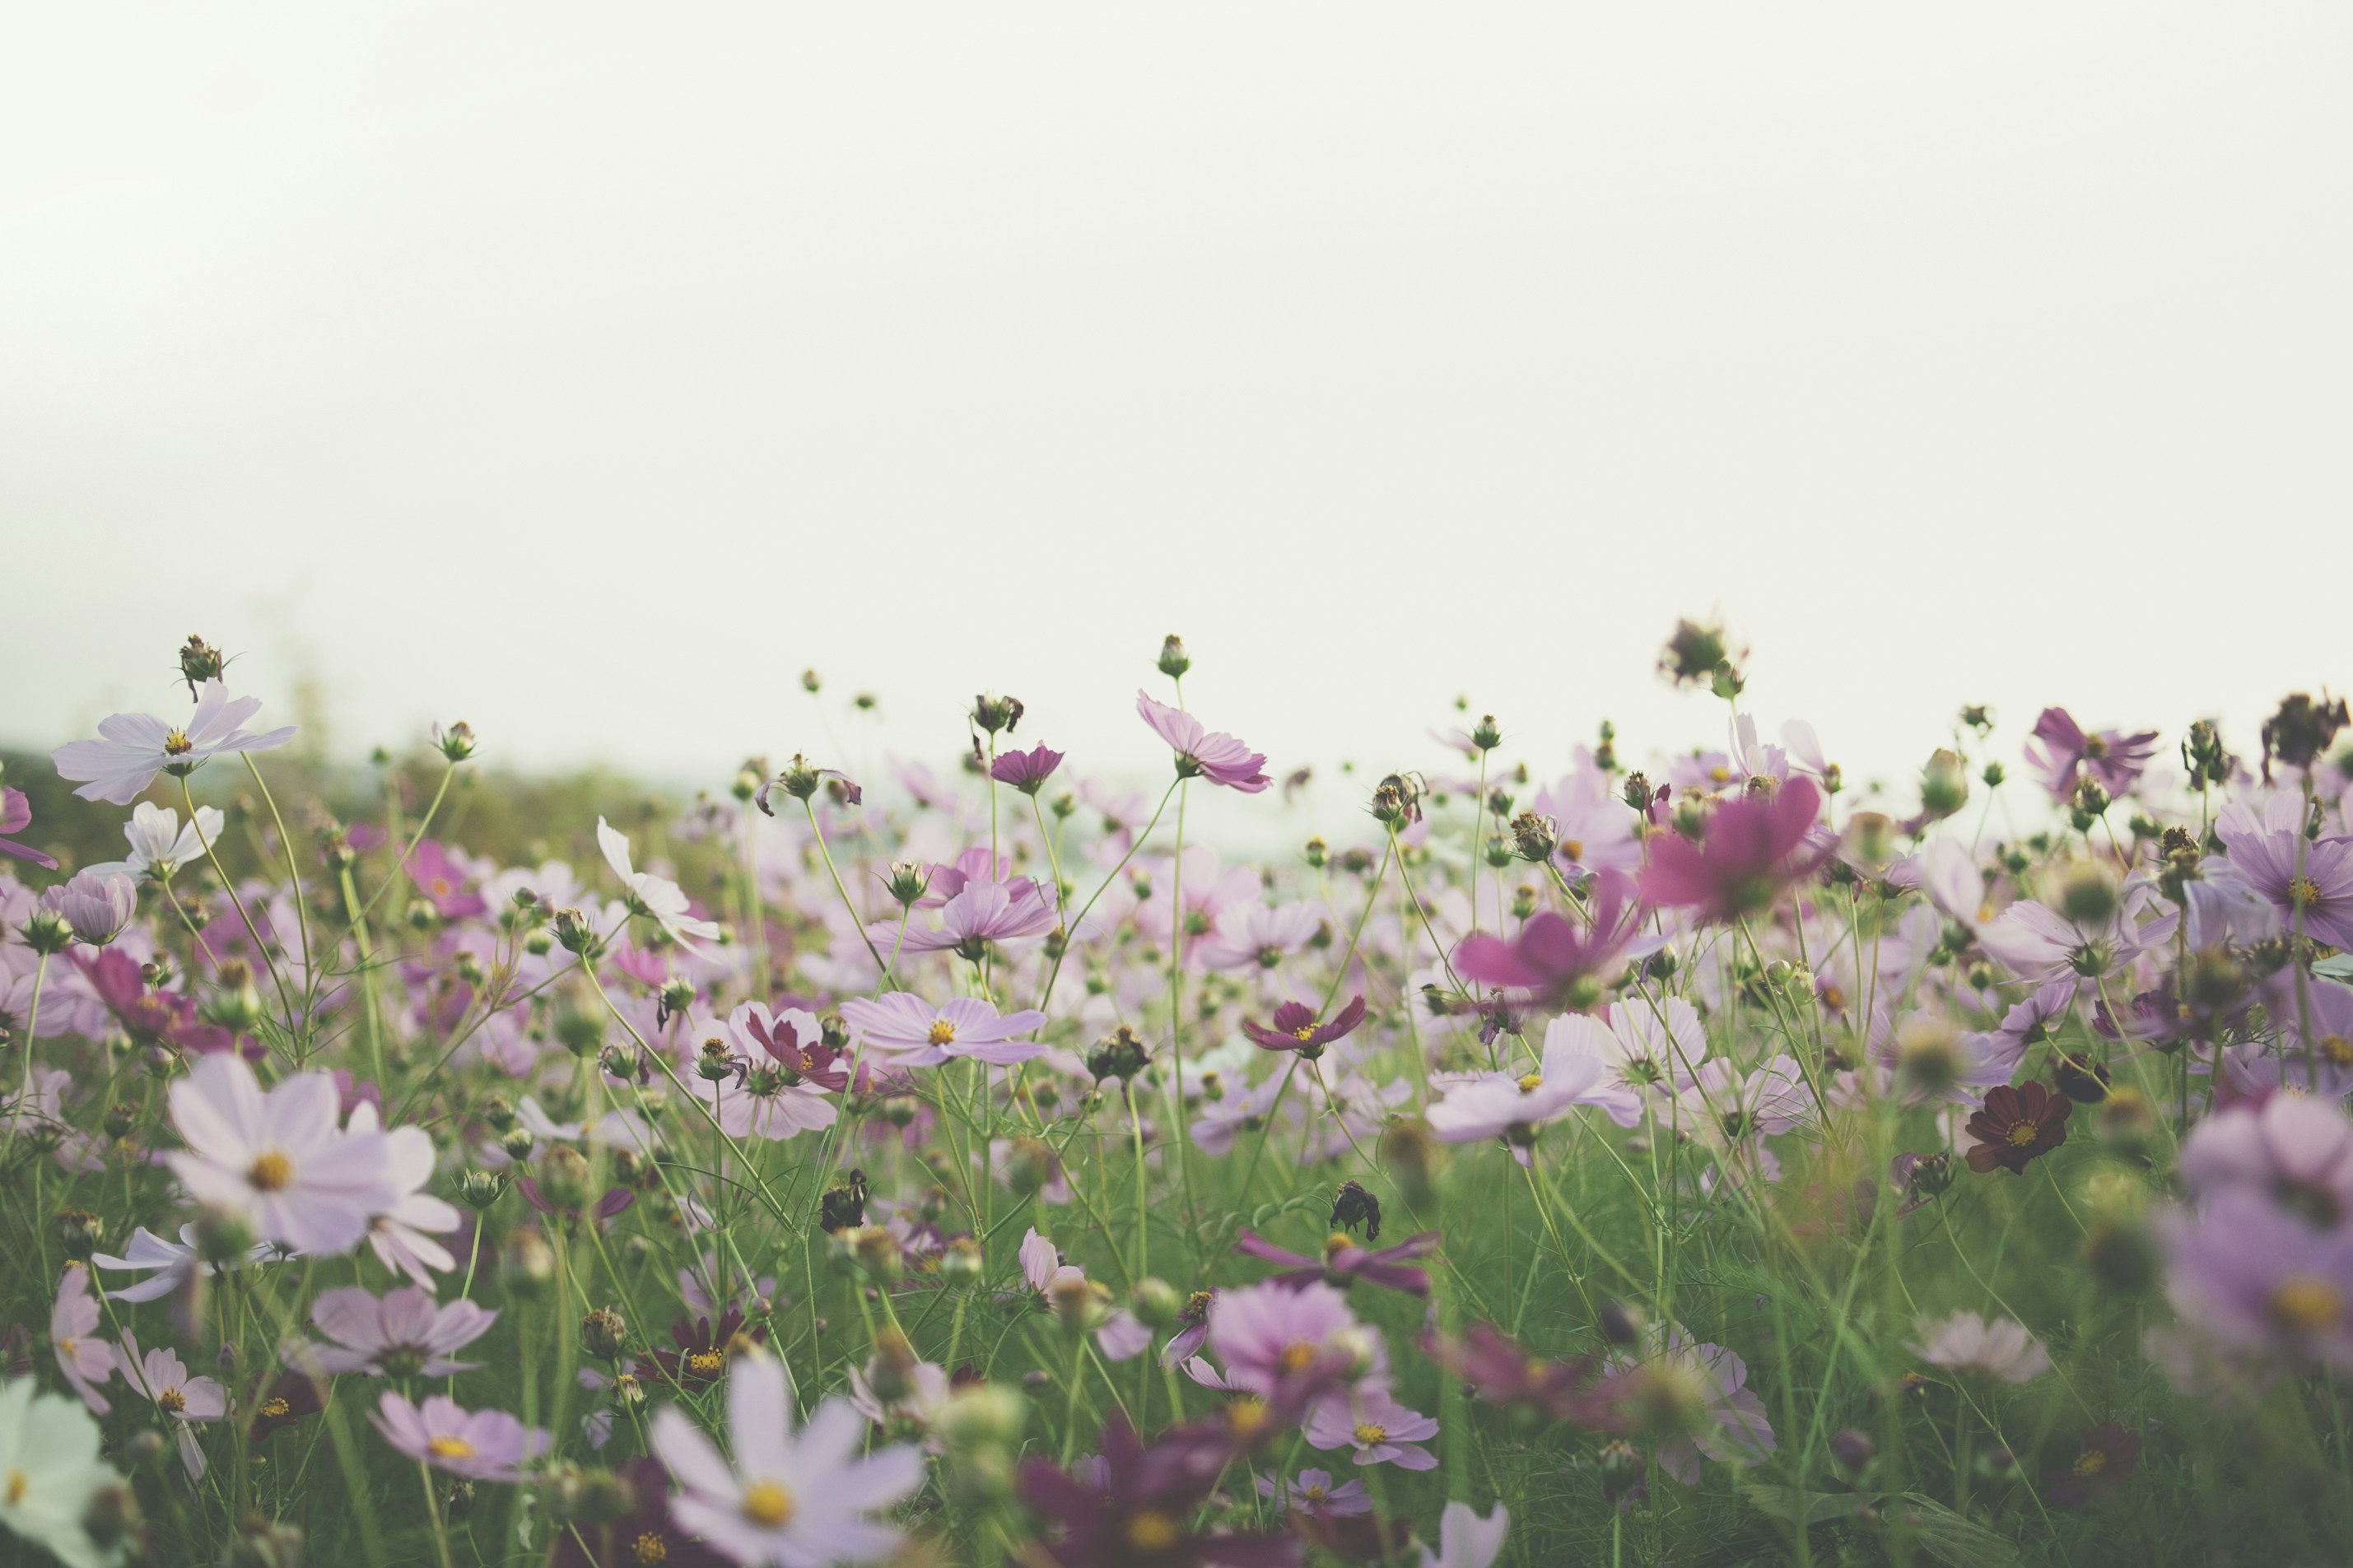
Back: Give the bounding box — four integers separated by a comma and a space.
1257, 1467, 1368, 1517
0, 1377, 126, 1568
166, 1054, 399, 1255
116, 1330, 226, 1479
0, 788, 58, 871
1640, 777, 1829, 924
1452, 869, 1658, 1011
1302, 1384, 1437, 1469
1018, 1410, 1298, 1568
88, 1223, 273, 1305
2159, 1191, 2353, 1370
838, 993, 1048, 1068
552, 1456, 728, 1568
2177, 1092, 2353, 1229
2025, 708, 2160, 803
1232, 1228, 1437, 1297
1427, 1021, 1646, 1154
1198, 902, 1326, 973
304, 1285, 497, 1377
2204, 795, 2353, 950
1136, 691, 1270, 793
1204, 1281, 1372, 1398
40, 872, 137, 947
2043, 1421, 2145, 1509
874, 877, 1058, 961
52, 677, 297, 806
404, 840, 488, 919
1239, 996, 1367, 1058
989, 743, 1065, 795
652, 1356, 923, 1567
1419, 1501, 1511, 1568
49, 1267, 113, 1417
1962, 1081, 2072, 1175
1419, 1322, 1599, 1417
598, 817, 722, 945
343, 1100, 464, 1286
371, 1391, 549, 1482
1910, 1310, 2051, 1383
1018, 1231, 1152, 1361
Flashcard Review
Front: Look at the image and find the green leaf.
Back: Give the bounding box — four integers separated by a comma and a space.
1892, 1494, 2020, 1567
1740, 1483, 1880, 1527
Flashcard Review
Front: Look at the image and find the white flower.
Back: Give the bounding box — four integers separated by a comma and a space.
88, 1224, 273, 1305
52, 679, 296, 807
598, 818, 721, 945
1420, 1500, 1510, 1568
84, 802, 226, 883
1910, 1310, 2051, 1383
0, 1377, 128, 1568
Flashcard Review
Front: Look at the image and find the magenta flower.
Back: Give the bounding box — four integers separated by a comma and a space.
165, 1054, 399, 1255
2025, 707, 2160, 803
1302, 1384, 1437, 1469
989, 743, 1065, 795
1640, 776, 1829, 923
1017, 1410, 1298, 1568
52, 677, 297, 805
1136, 691, 1270, 793
0, 787, 57, 870
305, 1284, 496, 1377
1240, 995, 1367, 1059
1453, 869, 1657, 1010
371, 1390, 549, 1482
49, 1265, 114, 1416
404, 840, 488, 919
838, 993, 1049, 1067
653, 1356, 923, 1566
1233, 1228, 1437, 1297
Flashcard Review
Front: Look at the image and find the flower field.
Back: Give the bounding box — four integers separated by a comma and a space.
2, 627, 2351, 1566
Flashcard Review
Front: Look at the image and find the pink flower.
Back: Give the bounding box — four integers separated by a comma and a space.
1017, 1229, 1152, 1362
52, 677, 297, 805
1303, 1384, 1438, 1469
0, 786, 58, 870
1136, 691, 1270, 793
305, 1285, 496, 1377
1206, 1280, 1374, 1395
371, 1391, 549, 1482
1640, 777, 1830, 923
49, 1264, 114, 1416
839, 993, 1048, 1068
652, 1356, 923, 1566
1453, 869, 1658, 1011
118, 1329, 226, 1479
871, 877, 1057, 961
404, 840, 487, 919
165, 1054, 399, 1256
40, 871, 137, 947
987, 743, 1065, 795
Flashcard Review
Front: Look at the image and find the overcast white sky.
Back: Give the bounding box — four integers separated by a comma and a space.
3, 6, 2346, 827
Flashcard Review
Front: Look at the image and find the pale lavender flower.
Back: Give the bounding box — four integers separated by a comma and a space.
1205, 1280, 1373, 1395
40, 872, 137, 947
49, 1266, 113, 1416
89, 1223, 272, 1304
1911, 1310, 2051, 1382
52, 677, 297, 805
1977, 892, 2176, 984
165, 1053, 399, 1256
1545, 999, 1707, 1105
2178, 1093, 2353, 1228
1257, 1467, 1369, 1517
1426, 1020, 1647, 1149
1302, 1384, 1438, 1469
871, 877, 1057, 961
2159, 1190, 2353, 1370
344, 1100, 463, 1285
838, 993, 1047, 1068
2206, 795, 2353, 949
1017, 1230, 1152, 1362
599, 817, 722, 945
305, 1285, 497, 1377
371, 1391, 549, 1482
652, 1356, 923, 1566
118, 1330, 226, 1479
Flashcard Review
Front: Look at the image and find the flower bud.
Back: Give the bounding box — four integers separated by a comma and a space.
1087, 1026, 1150, 1084
580, 1306, 628, 1361
538, 1146, 594, 1210
501, 1226, 557, 1296
124, 1430, 166, 1467
192, 1205, 255, 1265
1004, 1136, 1057, 1198
80, 1482, 140, 1553
21, 909, 72, 956
971, 693, 1024, 735
1304, 836, 1328, 869
697, 1035, 736, 1082
600, 1043, 641, 1082
434, 721, 478, 763
886, 861, 932, 906
500, 1124, 537, 1161
1470, 714, 1503, 752
938, 1383, 1028, 1449
458, 1170, 506, 1210
1831, 1428, 1876, 1471
54, 1209, 104, 1261
2055, 860, 2119, 928
1919, 750, 1969, 821
1893, 1014, 1964, 1096
1047, 1276, 1107, 1335
869, 1328, 920, 1403
1156, 634, 1190, 680
1378, 1117, 1441, 1209
939, 1236, 984, 1282
1130, 1277, 1182, 1332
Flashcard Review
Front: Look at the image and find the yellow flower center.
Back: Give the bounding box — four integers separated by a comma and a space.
1292, 1024, 1318, 1041
1226, 1397, 1269, 1439
687, 1350, 725, 1376
2270, 1276, 2345, 1332
1353, 1422, 1388, 1447
2073, 1449, 2108, 1477
2290, 877, 2325, 909
927, 1019, 957, 1046
1563, 839, 1584, 861
426, 1434, 474, 1460
2004, 1120, 2039, 1148
1124, 1510, 1181, 1553
163, 729, 194, 756
740, 1479, 794, 1527
261, 1398, 291, 1419
2318, 1035, 2353, 1068
1277, 1342, 1318, 1375
1708, 765, 1731, 783
248, 1149, 294, 1192
1821, 985, 1847, 1011
1517, 1073, 1544, 1096
632, 1533, 669, 1565
1302, 1483, 1328, 1501
157, 1388, 186, 1414
4, 1471, 24, 1505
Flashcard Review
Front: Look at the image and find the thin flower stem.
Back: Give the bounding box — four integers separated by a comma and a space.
240, 752, 315, 1028
5, 952, 49, 1145
350, 761, 459, 933
1037, 778, 1181, 1014
802, 798, 893, 984
179, 775, 299, 1022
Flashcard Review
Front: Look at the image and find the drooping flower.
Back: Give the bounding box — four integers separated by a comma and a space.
49, 1266, 114, 1417
1018, 1231, 1151, 1362
52, 677, 297, 805
116, 1330, 226, 1479
838, 993, 1048, 1068
652, 1356, 923, 1567
304, 1285, 496, 1377
0, 788, 58, 871
0, 1376, 128, 1568
989, 743, 1065, 795
1910, 1310, 2052, 1382
344, 1100, 464, 1285
165, 1053, 398, 1255
1136, 691, 1271, 793
1239, 996, 1367, 1059
1962, 1081, 2073, 1175
2043, 1421, 2146, 1508
1453, 869, 1657, 1011
1233, 1228, 1437, 1297
88, 1223, 272, 1305
370, 1391, 548, 1482
599, 817, 722, 945
2025, 708, 2160, 803
1639, 777, 1829, 924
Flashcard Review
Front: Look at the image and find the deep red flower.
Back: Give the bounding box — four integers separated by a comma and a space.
634, 1305, 765, 1391
1419, 1321, 1602, 1418
2043, 1421, 2146, 1507
1240, 995, 1367, 1059
1963, 1080, 2073, 1175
